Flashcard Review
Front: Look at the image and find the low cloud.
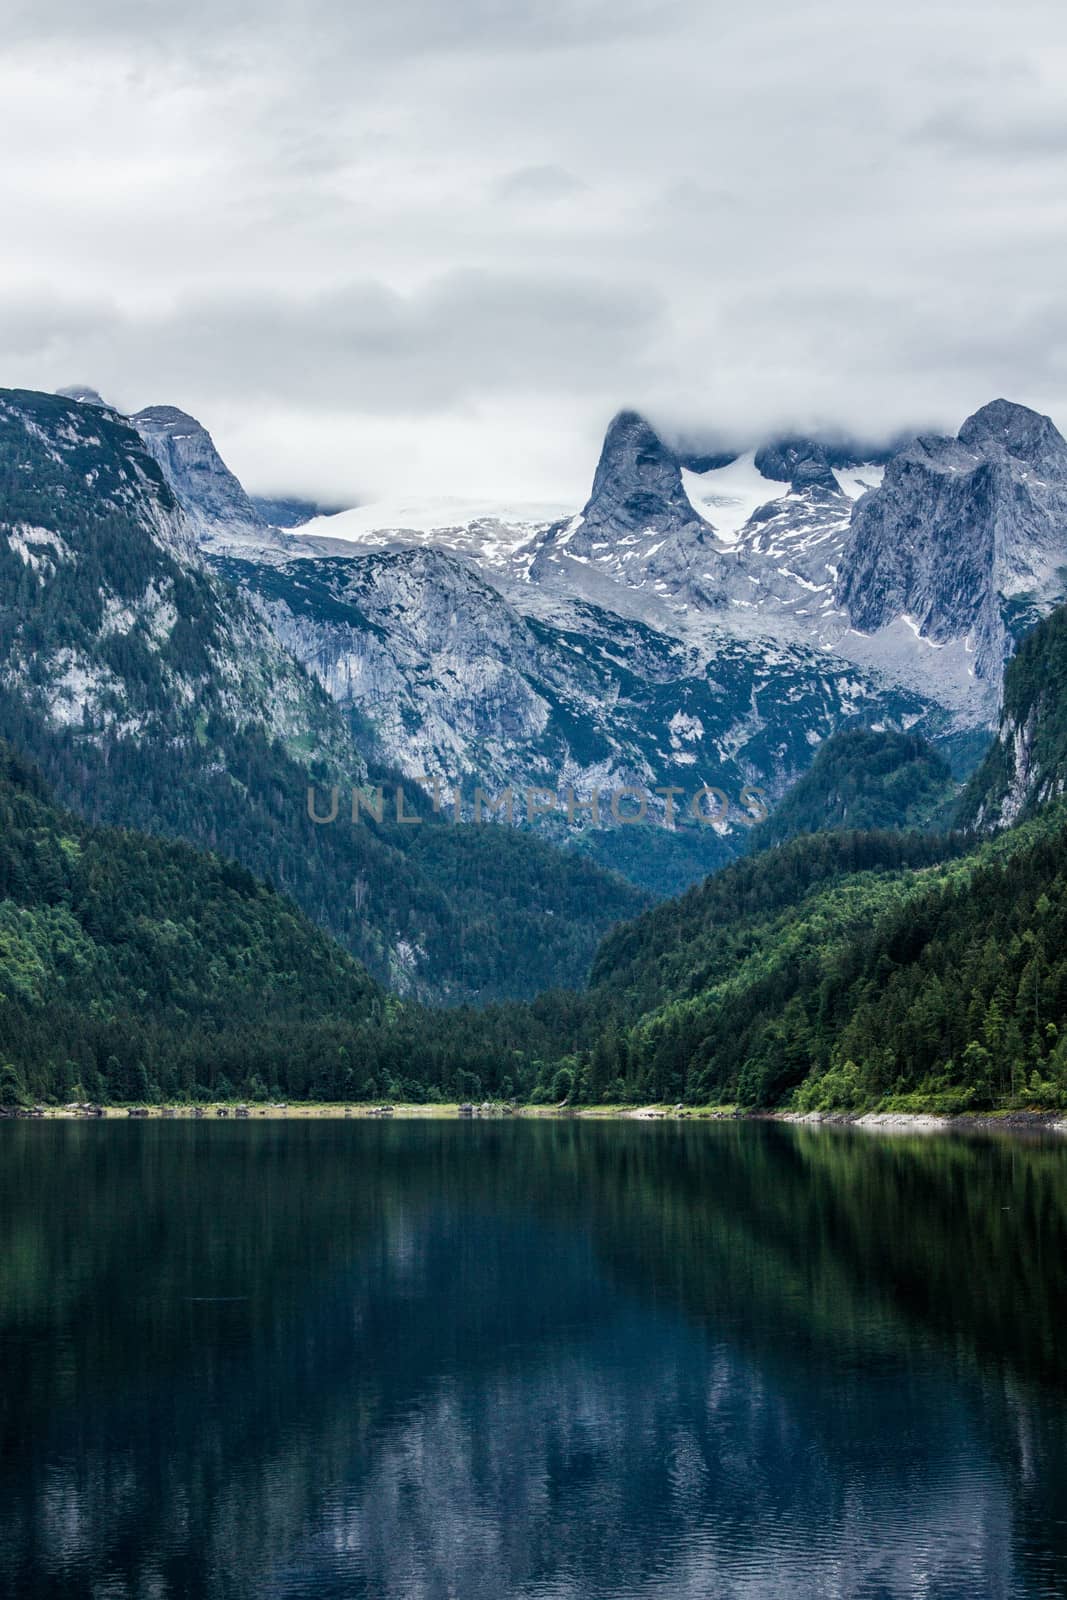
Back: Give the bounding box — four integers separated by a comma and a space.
1, 0, 1066, 501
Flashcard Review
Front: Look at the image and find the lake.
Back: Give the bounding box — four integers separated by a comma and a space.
2, 1117, 1067, 1598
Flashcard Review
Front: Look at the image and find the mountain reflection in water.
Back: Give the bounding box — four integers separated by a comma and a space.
1, 1118, 1066, 1599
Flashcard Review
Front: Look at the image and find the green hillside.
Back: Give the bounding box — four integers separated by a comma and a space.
0, 745, 382, 1106
747, 728, 956, 851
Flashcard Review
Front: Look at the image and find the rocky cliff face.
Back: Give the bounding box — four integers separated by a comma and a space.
219, 547, 554, 785
835, 400, 1067, 681
530, 410, 734, 608
576, 410, 712, 542
0, 388, 345, 759
216, 541, 939, 842
60, 381, 1067, 888
131, 404, 284, 551
527, 414, 891, 630
956, 601, 1067, 829
752, 437, 840, 496
121, 396, 951, 882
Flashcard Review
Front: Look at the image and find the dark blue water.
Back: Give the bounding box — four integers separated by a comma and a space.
2, 1118, 1067, 1598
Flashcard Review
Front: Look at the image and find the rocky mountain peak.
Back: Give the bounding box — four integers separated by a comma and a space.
579, 409, 708, 539
835, 398, 1067, 682
134, 404, 203, 434
132, 403, 268, 545
957, 398, 1067, 471
752, 437, 840, 496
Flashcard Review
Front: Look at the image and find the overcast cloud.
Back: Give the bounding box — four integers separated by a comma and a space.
2, 0, 1066, 504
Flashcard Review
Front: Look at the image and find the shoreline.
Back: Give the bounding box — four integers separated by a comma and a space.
5, 1102, 1067, 1137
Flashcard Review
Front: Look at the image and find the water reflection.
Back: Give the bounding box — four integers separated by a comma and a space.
2, 1120, 1067, 1597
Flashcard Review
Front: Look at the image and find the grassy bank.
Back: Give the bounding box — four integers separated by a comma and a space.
5, 1101, 1067, 1135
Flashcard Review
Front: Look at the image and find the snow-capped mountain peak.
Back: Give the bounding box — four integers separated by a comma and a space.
62, 381, 1067, 885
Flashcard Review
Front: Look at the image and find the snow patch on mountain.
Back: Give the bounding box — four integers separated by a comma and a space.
681, 452, 791, 541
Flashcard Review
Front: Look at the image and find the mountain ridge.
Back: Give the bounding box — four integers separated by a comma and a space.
0, 386, 649, 1001
45, 381, 1067, 895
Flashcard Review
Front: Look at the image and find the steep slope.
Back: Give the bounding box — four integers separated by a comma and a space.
746, 728, 956, 850
102, 391, 1067, 892
581, 410, 710, 538
425, 616, 1067, 1110
214, 542, 946, 893
577, 808, 1067, 1112
131, 404, 287, 551
247, 401, 1067, 749
525, 404, 1067, 729
423, 807, 1067, 1113
0, 743, 381, 1106
836, 400, 1067, 681
957, 601, 1067, 829
0, 387, 647, 1001
527, 414, 888, 622
0, 388, 328, 747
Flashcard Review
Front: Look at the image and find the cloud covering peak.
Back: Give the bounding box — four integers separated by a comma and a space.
2, 0, 1066, 501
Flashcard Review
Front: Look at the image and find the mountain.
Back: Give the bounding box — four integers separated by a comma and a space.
131, 404, 284, 551
565, 408, 714, 549
423, 806, 1067, 1115
561, 806, 1067, 1113
405, 616, 1067, 1111
55, 384, 107, 408
957, 601, 1067, 829
836, 399, 1067, 683
745, 728, 957, 850
58, 393, 338, 542
70, 386, 1067, 898
0, 386, 647, 1001
524, 404, 1067, 729
177, 406, 951, 886
0, 387, 309, 731
213, 542, 941, 887
475, 593, 1067, 1112
526, 414, 888, 617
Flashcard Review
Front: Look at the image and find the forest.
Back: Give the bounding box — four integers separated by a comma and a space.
6, 721, 1067, 1116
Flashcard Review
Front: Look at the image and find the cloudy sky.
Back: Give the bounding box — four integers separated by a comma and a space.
3, 0, 1067, 505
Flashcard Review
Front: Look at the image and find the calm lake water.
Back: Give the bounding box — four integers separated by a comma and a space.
3, 1119, 1067, 1599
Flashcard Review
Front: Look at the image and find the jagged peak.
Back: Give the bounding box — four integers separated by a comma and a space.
598, 408, 671, 453
580, 408, 706, 537
753, 436, 840, 495
129, 400, 266, 541
957, 398, 1067, 466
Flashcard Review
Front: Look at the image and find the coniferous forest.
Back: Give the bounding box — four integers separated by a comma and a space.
7, 713, 1067, 1114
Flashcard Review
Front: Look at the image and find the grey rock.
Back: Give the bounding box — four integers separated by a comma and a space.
574, 410, 710, 545
214, 539, 940, 852
835, 399, 1067, 680
132, 404, 273, 548
0, 386, 360, 772
753, 437, 839, 496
